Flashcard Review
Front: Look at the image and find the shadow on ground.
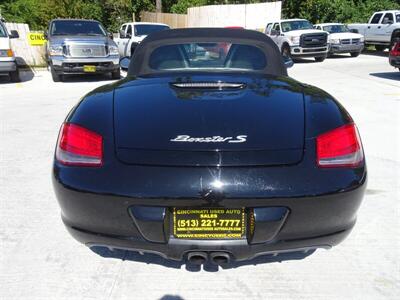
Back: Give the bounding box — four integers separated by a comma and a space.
369, 71, 400, 81
361, 49, 389, 58
0, 57, 35, 84
90, 246, 316, 272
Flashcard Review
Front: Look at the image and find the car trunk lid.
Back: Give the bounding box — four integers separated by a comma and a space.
113, 75, 305, 167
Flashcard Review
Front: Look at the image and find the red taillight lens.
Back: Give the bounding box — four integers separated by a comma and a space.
390, 42, 400, 56
316, 123, 363, 168
56, 123, 103, 166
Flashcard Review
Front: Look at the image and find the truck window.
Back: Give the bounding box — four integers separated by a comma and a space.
382, 13, 394, 24
134, 24, 169, 36
281, 20, 313, 32
0, 23, 7, 37
265, 23, 272, 33
50, 20, 106, 36
273, 23, 281, 32
370, 13, 383, 24
396, 14, 400, 23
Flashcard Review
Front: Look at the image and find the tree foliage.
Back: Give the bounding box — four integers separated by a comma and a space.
0, 0, 399, 31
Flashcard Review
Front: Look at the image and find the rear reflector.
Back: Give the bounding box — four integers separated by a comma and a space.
316, 123, 363, 168
56, 123, 103, 166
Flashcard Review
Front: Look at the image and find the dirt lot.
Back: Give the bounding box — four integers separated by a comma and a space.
1, 53, 399, 300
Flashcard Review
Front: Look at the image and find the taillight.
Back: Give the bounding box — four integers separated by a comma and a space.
56, 123, 103, 166
390, 42, 400, 56
316, 123, 363, 168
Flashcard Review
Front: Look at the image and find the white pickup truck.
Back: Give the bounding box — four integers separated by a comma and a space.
114, 22, 170, 57
348, 10, 400, 51
0, 20, 20, 82
265, 19, 329, 62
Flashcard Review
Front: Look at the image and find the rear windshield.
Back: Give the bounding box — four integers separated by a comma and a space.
148, 42, 267, 72
50, 20, 106, 36
0, 23, 7, 38
134, 24, 169, 37
281, 20, 313, 32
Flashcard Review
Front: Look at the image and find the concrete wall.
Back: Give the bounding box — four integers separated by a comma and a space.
188, 1, 282, 30
5, 23, 46, 66
141, 12, 187, 28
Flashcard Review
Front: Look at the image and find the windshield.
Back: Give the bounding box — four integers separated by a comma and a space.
0, 23, 7, 38
134, 24, 169, 36
281, 20, 313, 32
50, 20, 106, 36
148, 42, 267, 72
323, 24, 349, 33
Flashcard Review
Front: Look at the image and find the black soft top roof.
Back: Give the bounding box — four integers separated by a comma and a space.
128, 28, 288, 77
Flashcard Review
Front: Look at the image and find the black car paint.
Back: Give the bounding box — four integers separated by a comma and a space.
53, 72, 366, 262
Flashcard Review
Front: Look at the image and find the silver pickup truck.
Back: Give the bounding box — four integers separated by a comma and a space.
45, 19, 120, 82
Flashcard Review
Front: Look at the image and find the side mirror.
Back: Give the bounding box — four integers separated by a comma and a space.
120, 57, 130, 70
283, 56, 294, 68
9, 30, 19, 39
119, 29, 126, 39
44, 31, 48, 39
271, 29, 280, 36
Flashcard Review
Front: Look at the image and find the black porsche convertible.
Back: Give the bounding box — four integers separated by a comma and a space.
53, 28, 366, 265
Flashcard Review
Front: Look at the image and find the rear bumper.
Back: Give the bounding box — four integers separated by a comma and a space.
329, 44, 364, 53
54, 169, 366, 261
0, 61, 17, 73
67, 222, 353, 261
50, 55, 120, 74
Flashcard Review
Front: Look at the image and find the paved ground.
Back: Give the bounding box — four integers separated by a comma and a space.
1, 53, 399, 300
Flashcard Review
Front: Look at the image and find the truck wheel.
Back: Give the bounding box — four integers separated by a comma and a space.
111, 69, 121, 79
9, 69, 20, 82
51, 67, 62, 82
281, 44, 291, 58
350, 52, 360, 57
315, 56, 326, 62
375, 45, 386, 51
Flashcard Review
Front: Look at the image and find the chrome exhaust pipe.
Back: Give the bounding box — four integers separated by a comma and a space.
187, 251, 208, 265
210, 252, 230, 265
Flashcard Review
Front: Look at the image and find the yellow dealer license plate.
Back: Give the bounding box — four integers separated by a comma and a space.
83, 65, 96, 73
173, 207, 246, 239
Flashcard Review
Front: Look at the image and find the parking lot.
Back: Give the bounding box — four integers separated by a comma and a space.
1, 53, 399, 299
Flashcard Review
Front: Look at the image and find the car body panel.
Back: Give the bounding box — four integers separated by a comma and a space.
113, 74, 305, 167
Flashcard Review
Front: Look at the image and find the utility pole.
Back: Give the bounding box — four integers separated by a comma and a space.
156, 0, 162, 13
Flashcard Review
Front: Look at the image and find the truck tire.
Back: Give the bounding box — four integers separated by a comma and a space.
350, 52, 360, 57
9, 69, 20, 82
375, 45, 386, 51
111, 69, 121, 79
315, 56, 326, 62
51, 66, 62, 82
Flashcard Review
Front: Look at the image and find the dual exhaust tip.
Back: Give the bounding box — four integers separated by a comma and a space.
187, 251, 231, 265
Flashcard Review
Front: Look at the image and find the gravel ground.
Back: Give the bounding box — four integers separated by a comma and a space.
1, 53, 399, 300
